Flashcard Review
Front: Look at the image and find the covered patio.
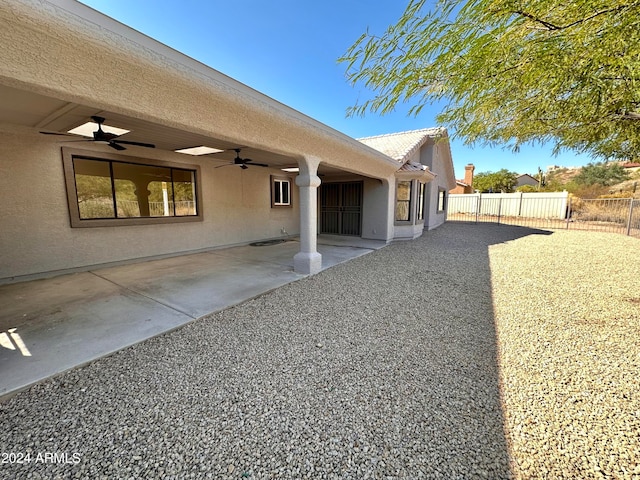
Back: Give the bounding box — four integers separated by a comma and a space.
0, 236, 386, 397
0, 0, 403, 285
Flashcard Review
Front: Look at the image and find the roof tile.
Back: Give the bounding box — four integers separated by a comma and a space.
358, 127, 445, 163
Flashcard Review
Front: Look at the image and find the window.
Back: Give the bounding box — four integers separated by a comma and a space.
438, 188, 447, 212
63, 148, 201, 227
271, 175, 292, 207
395, 180, 412, 222
416, 182, 426, 221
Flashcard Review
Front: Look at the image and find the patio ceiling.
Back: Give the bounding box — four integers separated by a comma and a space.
0, 82, 357, 175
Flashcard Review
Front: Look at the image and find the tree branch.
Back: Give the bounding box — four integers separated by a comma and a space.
513, 3, 640, 31
512, 10, 561, 30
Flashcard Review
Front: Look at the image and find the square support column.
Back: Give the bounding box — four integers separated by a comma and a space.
294, 156, 322, 275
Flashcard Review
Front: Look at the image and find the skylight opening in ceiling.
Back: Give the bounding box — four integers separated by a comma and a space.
68, 121, 129, 137
175, 146, 225, 155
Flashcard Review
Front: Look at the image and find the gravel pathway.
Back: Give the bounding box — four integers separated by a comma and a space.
1, 223, 638, 479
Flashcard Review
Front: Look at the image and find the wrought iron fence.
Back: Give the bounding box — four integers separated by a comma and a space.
447, 193, 640, 238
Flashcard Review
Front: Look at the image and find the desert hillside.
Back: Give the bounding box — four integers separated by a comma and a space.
544, 162, 640, 197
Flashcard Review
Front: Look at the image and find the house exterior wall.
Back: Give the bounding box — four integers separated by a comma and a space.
362, 177, 394, 241
450, 183, 468, 194
393, 216, 425, 240
420, 143, 452, 230
393, 161, 426, 240
0, 127, 300, 282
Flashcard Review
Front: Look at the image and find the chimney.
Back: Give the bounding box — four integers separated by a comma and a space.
464, 164, 475, 187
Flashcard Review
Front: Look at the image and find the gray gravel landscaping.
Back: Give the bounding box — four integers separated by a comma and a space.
1, 223, 639, 479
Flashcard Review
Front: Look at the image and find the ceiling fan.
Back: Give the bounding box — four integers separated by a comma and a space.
40, 116, 155, 151
215, 148, 269, 169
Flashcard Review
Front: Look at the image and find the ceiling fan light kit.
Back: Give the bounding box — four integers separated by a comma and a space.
214, 148, 269, 169
40, 116, 155, 151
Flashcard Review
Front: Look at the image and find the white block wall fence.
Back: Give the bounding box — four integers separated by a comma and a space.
447, 192, 640, 237
448, 192, 569, 220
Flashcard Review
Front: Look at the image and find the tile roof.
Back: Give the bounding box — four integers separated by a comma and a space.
358, 127, 445, 163
398, 161, 427, 173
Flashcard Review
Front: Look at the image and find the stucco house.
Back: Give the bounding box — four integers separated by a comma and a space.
515, 174, 539, 189
359, 129, 455, 233
0, 0, 455, 284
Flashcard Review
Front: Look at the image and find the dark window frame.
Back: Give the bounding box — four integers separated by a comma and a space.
62, 147, 203, 228
271, 175, 292, 208
437, 187, 447, 213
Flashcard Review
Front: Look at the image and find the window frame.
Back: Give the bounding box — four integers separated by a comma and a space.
437, 187, 447, 213
416, 181, 426, 221
395, 180, 413, 223
62, 147, 203, 228
271, 175, 292, 208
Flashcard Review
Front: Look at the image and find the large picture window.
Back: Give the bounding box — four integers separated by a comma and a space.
395, 180, 412, 222
63, 148, 201, 227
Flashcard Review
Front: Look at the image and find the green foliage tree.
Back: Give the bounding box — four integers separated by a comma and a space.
340, 0, 640, 160
516, 184, 538, 193
473, 169, 518, 192
573, 162, 630, 186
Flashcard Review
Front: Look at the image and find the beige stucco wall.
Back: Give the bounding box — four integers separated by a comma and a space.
362, 178, 394, 241
0, 127, 299, 282
420, 142, 455, 230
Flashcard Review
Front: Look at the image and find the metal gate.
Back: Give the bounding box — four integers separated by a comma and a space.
320, 182, 363, 236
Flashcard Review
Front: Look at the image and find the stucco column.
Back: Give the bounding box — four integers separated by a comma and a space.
294, 156, 322, 275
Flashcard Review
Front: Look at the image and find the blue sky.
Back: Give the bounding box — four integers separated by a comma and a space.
78, 0, 595, 179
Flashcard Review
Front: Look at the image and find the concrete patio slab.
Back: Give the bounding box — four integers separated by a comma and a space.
0, 237, 384, 398
0, 272, 191, 397
94, 249, 301, 319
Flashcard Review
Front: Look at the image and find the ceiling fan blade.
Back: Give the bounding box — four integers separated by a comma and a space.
40, 131, 77, 136
108, 141, 126, 151
250, 162, 269, 167
113, 140, 156, 148
214, 163, 234, 168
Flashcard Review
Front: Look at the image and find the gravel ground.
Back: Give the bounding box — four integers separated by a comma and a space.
1, 223, 638, 479
489, 227, 640, 479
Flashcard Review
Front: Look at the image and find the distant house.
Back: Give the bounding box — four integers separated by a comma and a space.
515, 174, 539, 189
450, 164, 475, 194
622, 162, 640, 172
0, 0, 456, 282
